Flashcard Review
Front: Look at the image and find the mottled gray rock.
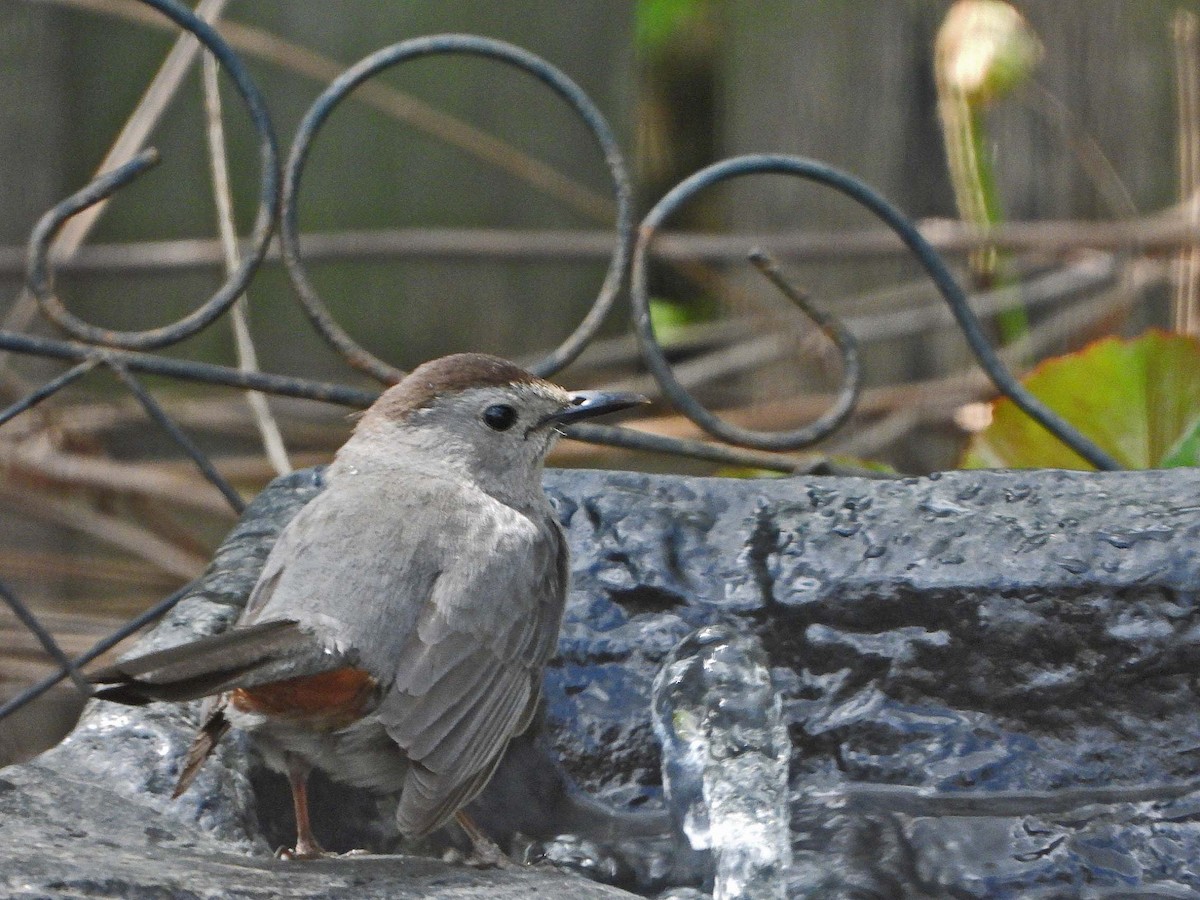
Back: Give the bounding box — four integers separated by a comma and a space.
0, 757, 633, 899
5, 466, 1200, 898
539, 468, 1200, 898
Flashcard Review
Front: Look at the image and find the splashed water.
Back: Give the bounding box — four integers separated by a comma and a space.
652, 623, 792, 900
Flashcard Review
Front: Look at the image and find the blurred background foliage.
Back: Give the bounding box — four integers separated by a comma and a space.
3, 0, 1200, 760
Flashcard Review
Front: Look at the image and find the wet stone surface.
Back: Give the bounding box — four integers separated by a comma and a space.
4, 467, 1200, 897
542, 468, 1200, 898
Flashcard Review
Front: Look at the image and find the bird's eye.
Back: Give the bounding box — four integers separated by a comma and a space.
482, 404, 518, 431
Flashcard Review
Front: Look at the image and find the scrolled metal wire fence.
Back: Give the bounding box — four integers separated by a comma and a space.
0, 0, 1122, 729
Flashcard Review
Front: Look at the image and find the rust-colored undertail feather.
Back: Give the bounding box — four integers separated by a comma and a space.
172, 699, 230, 799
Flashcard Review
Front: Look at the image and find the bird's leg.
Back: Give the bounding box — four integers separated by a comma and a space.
455, 810, 516, 869
277, 755, 328, 860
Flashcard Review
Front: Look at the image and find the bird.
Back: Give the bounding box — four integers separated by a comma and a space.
90, 352, 646, 859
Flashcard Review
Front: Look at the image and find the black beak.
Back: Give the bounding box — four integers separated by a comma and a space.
541, 390, 648, 426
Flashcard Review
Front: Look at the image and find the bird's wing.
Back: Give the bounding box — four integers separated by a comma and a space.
88, 475, 417, 707
93, 468, 568, 836
237, 473, 442, 670
378, 499, 569, 837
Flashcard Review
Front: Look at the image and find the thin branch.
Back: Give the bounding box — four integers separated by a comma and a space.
823, 409, 924, 460
33, 394, 346, 444
151, 450, 332, 484
592, 254, 1127, 404
0, 438, 236, 517
0, 485, 207, 580
201, 50, 291, 476
0, 549, 183, 589
560, 266, 1149, 468
0, 217, 1196, 279
1174, 10, 1200, 334
823, 275, 1144, 461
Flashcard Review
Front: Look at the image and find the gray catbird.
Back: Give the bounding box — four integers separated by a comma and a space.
91, 353, 645, 858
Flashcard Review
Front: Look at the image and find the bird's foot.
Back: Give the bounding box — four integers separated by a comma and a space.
466, 838, 517, 870
276, 845, 326, 860
452, 810, 518, 869
275, 833, 372, 860
276, 845, 372, 860
443, 842, 517, 869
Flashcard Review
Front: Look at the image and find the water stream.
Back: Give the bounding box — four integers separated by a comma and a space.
652, 623, 792, 900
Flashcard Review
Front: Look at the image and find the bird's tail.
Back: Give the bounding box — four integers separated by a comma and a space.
89, 619, 336, 704
88, 618, 363, 799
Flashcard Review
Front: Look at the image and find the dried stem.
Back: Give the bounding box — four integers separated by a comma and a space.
2, 216, 1198, 277
1174, 9, 1200, 334
0, 550, 181, 590
0, 485, 206, 580
201, 50, 291, 476
0, 438, 235, 518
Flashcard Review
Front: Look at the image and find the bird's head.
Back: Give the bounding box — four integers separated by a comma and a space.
336, 353, 646, 503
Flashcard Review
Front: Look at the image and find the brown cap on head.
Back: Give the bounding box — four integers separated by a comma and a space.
363, 353, 548, 425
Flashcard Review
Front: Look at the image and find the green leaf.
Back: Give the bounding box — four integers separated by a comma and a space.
1162, 417, 1200, 468
648, 296, 719, 346
961, 330, 1200, 470
647, 297, 693, 345
635, 0, 704, 53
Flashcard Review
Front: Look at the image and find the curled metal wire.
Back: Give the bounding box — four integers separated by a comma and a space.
631, 155, 1121, 469
0, 329, 375, 408
0, 12, 1130, 727
280, 33, 634, 384
25, 0, 280, 352
633, 154, 864, 451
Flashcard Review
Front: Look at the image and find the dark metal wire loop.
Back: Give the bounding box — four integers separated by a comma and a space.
280, 33, 633, 384
631, 154, 1122, 468
25, 0, 280, 351
0, 28, 1130, 726
630, 161, 860, 452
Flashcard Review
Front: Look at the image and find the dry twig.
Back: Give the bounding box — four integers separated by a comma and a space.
0, 484, 206, 580
201, 50, 291, 476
